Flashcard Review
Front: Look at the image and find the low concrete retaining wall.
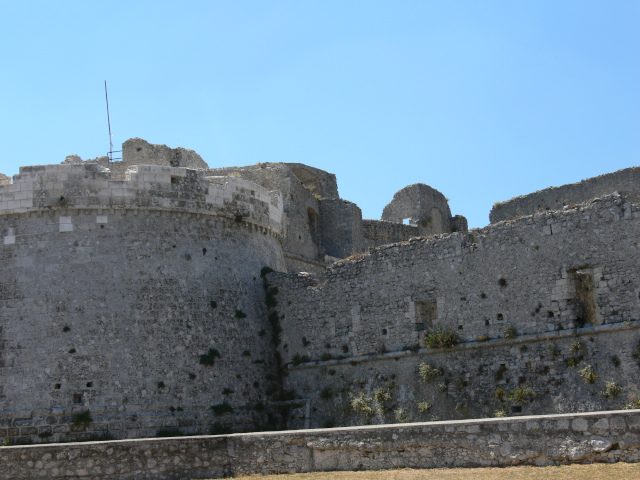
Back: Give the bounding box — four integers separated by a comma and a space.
2, 410, 639, 479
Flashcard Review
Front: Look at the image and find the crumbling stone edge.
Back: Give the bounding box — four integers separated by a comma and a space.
2, 409, 639, 479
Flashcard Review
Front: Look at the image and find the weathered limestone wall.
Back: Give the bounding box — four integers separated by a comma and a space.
382, 183, 454, 235
287, 163, 339, 200
205, 163, 325, 270
64, 138, 209, 180
451, 214, 468, 233
282, 323, 640, 429
490, 166, 640, 224
275, 194, 639, 361
319, 199, 364, 259
121, 138, 208, 170
0, 164, 286, 443
2, 410, 640, 479
0, 173, 11, 186
0, 163, 283, 233
361, 219, 420, 250
271, 194, 640, 427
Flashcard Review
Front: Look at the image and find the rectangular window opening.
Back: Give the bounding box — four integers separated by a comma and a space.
415, 300, 438, 329
568, 268, 598, 326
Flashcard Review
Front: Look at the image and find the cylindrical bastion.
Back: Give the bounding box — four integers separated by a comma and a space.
0, 163, 286, 443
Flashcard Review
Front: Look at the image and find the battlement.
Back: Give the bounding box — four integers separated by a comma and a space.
0, 163, 283, 236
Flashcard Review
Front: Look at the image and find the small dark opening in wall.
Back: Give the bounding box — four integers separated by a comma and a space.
497, 313, 504, 321
251, 190, 255, 196
73, 394, 83, 404
210, 300, 217, 309
458, 325, 463, 330
498, 277, 507, 288
547, 311, 554, 318
510, 405, 522, 414
86, 382, 93, 388
100, 225, 104, 229
484, 319, 490, 326
298, 235, 302, 240
381, 328, 388, 335
54, 383, 61, 389
202, 247, 207, 256
171, 176, 179, 184
136, 146, 142, 152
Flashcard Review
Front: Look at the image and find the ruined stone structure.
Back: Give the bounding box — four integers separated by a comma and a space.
0, 139, 638, 447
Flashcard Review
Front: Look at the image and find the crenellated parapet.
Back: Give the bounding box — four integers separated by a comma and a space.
0, 163, 284, 240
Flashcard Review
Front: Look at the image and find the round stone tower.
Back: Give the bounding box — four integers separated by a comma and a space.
0, 163, 285, 442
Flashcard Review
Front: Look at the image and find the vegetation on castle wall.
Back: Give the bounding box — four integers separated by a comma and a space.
418, 362, 444, 382
423, 325, 460, 349
199, 348, 220, 366
503, 325, 518, 340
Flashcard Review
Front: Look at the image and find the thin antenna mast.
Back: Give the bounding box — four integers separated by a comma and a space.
104, 81, 121, 161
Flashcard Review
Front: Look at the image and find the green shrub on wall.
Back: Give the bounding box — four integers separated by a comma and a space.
418, 362, 444, 382
578, 363, 598, 384
423, 325, 460, 349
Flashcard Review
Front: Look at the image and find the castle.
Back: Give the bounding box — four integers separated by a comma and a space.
0, 138, 639, 444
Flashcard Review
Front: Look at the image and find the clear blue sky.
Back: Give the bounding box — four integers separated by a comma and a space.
1, 1, 638, 228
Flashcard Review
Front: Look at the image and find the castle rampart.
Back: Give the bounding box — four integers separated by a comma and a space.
489, 166, 640, 223
270, 193, 640, 428
0, 163, 286, 443
0, 163, 283, 235
361, 219, 420, 250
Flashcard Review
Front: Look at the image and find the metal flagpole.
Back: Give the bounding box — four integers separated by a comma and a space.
105, 81, 114, 161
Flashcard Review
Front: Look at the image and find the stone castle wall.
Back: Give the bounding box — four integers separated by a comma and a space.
270, 193, 640, 427
319, 199, 364, 259
382, 183, 454, 234
3, 410, 640, 479
282, 322, 640, 429
490, 166, 640, 224
205, 163, 366, 271
1, 138, 638, 454
361, 219, 420, 250
63, 138, 209, 180
205, 163, 325, 272
0, 163, 286, 443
